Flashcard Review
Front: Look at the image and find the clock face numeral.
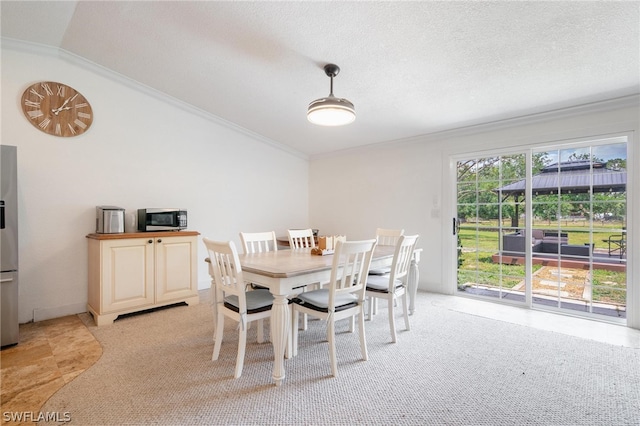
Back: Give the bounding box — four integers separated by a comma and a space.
77, 112, 91, 119
74, 119, 87, 129
55, 123, 62, 135
29, 88, 45, 100
67, 123, 77, 135
39, 118, 51, 129
27, 110, 44, 119
24, 99, 41, 108
75, 103, 88, 109
56, 85, 65, 97
41, 83, 53, 96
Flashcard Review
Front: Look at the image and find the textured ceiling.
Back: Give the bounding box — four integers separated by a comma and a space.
2, 1, 639, 157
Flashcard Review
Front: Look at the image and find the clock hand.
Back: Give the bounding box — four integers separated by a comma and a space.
51, 93, 78, 115
51, 106, 74, 115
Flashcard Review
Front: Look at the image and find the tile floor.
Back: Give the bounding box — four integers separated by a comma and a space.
1, 315, 101, 426
428, 293, 640, 348
1, 293, 639, 425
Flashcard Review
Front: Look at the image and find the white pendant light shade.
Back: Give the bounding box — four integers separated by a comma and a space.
307, 64, 355, 126
307, 96, 356, 126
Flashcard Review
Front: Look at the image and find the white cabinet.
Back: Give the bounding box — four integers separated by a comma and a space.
87, 231, 199, 325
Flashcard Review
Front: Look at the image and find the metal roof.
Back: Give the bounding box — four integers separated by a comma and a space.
497, 162, 627, 196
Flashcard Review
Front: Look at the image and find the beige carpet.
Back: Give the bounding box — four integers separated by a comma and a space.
40, 291, 639, 425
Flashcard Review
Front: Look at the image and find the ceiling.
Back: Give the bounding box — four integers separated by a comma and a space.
2, 1, 638, 158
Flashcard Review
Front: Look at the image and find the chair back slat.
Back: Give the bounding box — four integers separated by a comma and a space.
389, 235, 420, 287
329, 239, 377, 308
288, 228, 316, 248
375, 228, 404, 246
240, 231, 278, 254
203, 238, 245, 300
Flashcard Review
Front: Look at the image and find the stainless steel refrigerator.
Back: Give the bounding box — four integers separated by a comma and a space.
1, 145, 19, 347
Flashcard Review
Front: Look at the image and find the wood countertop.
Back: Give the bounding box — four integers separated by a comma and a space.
86, 231, 200, 240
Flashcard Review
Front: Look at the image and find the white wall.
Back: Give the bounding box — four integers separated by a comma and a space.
2, 44, 309, 323
3, 41, 639, 329
310, 98, 640, 328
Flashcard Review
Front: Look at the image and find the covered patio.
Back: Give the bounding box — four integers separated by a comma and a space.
494, 160, 627, 272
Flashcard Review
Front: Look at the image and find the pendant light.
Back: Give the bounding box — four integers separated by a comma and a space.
307, 64, 355, 126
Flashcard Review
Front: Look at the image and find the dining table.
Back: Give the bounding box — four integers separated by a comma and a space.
237, 245, 421, 386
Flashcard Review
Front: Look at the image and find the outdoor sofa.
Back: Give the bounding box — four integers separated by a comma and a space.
502, 230, 590, 257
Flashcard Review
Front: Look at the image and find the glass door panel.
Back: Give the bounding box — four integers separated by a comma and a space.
532, 141, 627, 319
457, 154, 526, 303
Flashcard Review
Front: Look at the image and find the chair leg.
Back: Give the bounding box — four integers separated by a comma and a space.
210, 285, 217, 336
366, 295, 373, 321
328, 319, 337, 377
285, 306, 292, 359
292, 307, 299, 357
388, 296, 397, 343
212, 311, 225, 361
257, 318, 265, 343
299, 284, 316, 331
358, 310, 368, 361
235, 322, 247, 379
401, 292, 410, 331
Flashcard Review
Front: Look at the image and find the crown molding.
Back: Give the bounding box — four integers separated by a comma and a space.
311, 94, 640, 160
5, 37, 637, 162
2, 37, 309, 160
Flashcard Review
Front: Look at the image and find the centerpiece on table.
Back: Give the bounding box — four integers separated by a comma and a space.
311, 235, 346, 255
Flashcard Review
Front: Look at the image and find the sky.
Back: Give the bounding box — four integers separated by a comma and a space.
540, 141, 627, 165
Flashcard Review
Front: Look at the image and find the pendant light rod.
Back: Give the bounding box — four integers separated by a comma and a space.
324, 64, 340, 96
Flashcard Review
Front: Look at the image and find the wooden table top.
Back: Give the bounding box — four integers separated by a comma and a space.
239, 246, 397, 278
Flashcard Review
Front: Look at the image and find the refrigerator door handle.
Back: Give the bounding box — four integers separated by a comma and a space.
0, 200, 5, 229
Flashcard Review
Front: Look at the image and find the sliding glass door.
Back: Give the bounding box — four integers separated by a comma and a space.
456, 153, 528, 303
530, 141, 627, 318
455, 137, 628, 321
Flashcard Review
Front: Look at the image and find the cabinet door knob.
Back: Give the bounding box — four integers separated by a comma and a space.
148, 240, 153, 244
157, 239, 162, 243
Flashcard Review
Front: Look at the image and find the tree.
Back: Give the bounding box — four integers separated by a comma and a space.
457, 155, 526, 226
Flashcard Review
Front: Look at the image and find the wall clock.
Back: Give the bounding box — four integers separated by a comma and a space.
21, 81, 93, 137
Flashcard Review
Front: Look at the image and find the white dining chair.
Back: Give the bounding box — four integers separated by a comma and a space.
287, 228, 316, 249
291, 238, 377, 377
287, 228, 323, 330
368, 228, 404, 315
287, 228, 319, 330
240, 231, 278, 291
203, 238, 273, 379
365, 234, 419, 343
240, 231, 278, 254
368, 228, 404, 275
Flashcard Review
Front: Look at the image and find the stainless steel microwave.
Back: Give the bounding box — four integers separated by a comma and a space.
137, 208, 187, 231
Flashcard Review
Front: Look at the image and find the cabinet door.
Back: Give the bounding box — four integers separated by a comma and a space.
154, 235, 197, 302
102, 238, 154, 312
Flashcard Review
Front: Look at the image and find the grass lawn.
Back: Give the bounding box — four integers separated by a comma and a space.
457, 221, 626, 305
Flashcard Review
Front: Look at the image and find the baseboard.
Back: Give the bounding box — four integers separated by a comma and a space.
33, 302, 87, 322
